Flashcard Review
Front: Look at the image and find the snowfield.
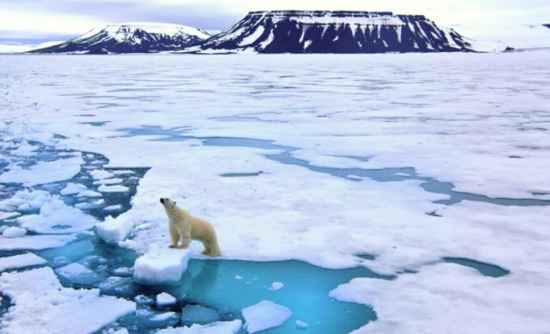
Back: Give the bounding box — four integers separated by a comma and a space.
0, 52, 549, 333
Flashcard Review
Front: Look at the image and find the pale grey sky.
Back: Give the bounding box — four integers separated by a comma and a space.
1, 0, 549, 42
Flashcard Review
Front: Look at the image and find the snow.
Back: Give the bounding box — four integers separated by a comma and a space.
96, 215, 134, 244
1, 53, 550, 333
0, 156, 83, 186
98, 184, 130, 193
0, 253, 46, 272
17, 196, 97, 234
133, 246, 191, 285
158, 320, 242, 334
156, 292, 177, 307
0, 235, 77, 251
242, 300, 292, 333
268, 282, 284, 291
2, 227, 27, 238
239, 25, 265, 46
0, 267, 134, 334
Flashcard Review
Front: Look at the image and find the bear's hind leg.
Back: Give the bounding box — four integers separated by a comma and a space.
201, 242, 211, 255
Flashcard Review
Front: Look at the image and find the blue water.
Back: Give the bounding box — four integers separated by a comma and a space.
443, 257, 510, 278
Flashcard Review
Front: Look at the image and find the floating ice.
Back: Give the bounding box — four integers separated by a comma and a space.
2, 226, 27, 238
0, 253, 46, 272
295, 320, 309, 329
94, 178, 123, 185
96, 215, 134, 244
158, 320, 243, 334
242, 300, 292, 333
99, 277, 136, 297
0, 267, 134, 334
91, 169, 115, 180
17, 197, 97, 234
60, 183, 88, 195
181, 305, 220, 326
0, 189, 51, 211
156, 292, 177, 307
78, 190, 103, 198
98, 184, 130, 193
133, 247, 191, 285
0, 234, 77, 251
55, 262, 106, 286
0, 211, 20, 220
269, 282, 284, 291
0, 156, 83, 186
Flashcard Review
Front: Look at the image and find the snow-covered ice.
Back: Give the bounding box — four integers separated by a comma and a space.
156, 292, 177, 307
0, 253, 46, 272
2, 226, 27, 238
158, 320, 242, 334
269, 282, 284, 291
0, 267, 134, 334
1, 52, 550, 333
133, 246, 191, 285
242, 300, 292, 333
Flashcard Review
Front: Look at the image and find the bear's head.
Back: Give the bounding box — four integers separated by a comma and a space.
160, 197, 177, 210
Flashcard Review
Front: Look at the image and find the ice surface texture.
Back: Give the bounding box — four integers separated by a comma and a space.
1, 53, 550, 333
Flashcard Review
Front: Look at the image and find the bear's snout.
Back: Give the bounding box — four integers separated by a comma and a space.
160, 198, 165, 204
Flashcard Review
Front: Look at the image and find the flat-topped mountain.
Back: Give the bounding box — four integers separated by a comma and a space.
29, 23, 210, 54
199, 11, 473, 53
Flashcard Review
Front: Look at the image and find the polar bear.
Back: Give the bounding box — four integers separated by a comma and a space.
160, 197, 221, 257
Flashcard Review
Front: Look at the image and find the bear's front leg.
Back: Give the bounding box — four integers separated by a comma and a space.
178, 231, 191, 249
168, 222, 179, 248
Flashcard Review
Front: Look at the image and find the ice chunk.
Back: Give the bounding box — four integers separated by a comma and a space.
133, 247, 191, 285
0, 267, 134, 334
296, 320, 309, 329
17, 197, 97, 234
55, 263, 106, 286
40, 240, 94, 263
157, 320, 242, 334
181, 305, 220, 325
104, 204, 123, 212
112, 329, 129, 334
96, 215, 134, 244
90, 169, 115, 180
98, 184, 130, 193
60, 183, 88, 195
75, 199, 105, 209
242, 300, 292, 333
268, 282, 284, 291
2, 226, 27, 238
99, 277, 136, 298
156, 292, 177, 307
0, 234, 77, 251
0, 211, 20, 220
93, 178, 123, 185
78, 190, 103, 198
0, 253, 47, 272
112, 267, 134, 277
0, 156, 83, 186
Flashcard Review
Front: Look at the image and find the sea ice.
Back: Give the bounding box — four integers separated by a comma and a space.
96, 215, 134, 244
269, 282, 284, 291
17, 197, 97, 234
91, 169, 115, 180
156, 292, 177, 307
98, 184, 130, 193
0, 253, 46, 272
55, 262, 106, 286
0, 267, 134, 334
2, 226, 27, 238
133, 246, 191, 285
60, 182, 88, 195
242, 300, 292, 333
0, 156, 83, 186
295, 320, 309, 329
157, 320, 243, 334
0, 234, 77, 251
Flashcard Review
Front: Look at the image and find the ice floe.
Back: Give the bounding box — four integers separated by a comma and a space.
0, 267, 134, 334
133, 246, 191, 285
242, 300, 292, 333
0, 253, 46, 272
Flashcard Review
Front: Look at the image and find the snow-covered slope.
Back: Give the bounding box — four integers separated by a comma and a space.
29, 23, 210, 54
199, 11, 472, 53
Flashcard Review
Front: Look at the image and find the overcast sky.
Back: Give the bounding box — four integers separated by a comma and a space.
1, 0, 549, 42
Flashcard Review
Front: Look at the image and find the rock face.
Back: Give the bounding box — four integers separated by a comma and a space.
200, 11, 472, 53
29, 23, 210, 54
